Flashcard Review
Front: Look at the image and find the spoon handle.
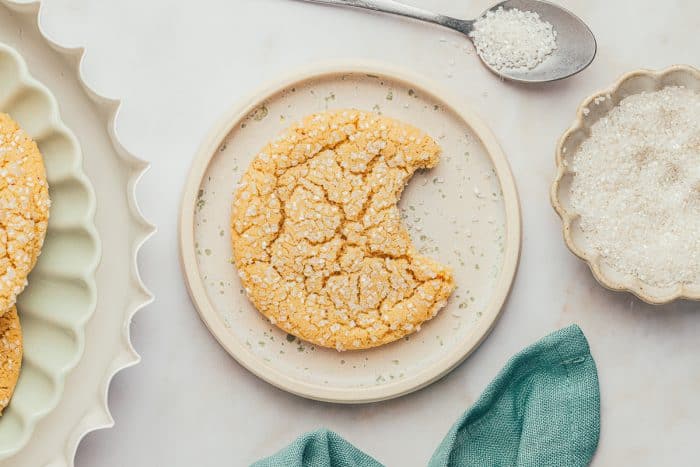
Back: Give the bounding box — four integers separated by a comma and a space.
300, 0, 473, 34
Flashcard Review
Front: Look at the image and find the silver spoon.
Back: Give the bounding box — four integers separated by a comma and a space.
298, 0, 596, 83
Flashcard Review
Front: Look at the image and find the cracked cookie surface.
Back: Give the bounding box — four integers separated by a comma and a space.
231, 110, 455, 351
0, 306, 22, 415
0, 113, 50, 317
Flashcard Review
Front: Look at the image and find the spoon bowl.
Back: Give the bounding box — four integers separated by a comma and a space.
298, 0, 597, 83
484, 0, 596, 82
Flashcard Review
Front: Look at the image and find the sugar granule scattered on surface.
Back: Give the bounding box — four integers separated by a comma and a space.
469, 7, 557, 71
570, 86, 700, 287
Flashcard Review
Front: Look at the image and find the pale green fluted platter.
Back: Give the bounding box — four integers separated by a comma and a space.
0, 42, 99, 457
0, 1, 154, 466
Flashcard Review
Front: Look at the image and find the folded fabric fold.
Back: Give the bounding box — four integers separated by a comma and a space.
252, 429, 382, 467
253, 325, 600, 467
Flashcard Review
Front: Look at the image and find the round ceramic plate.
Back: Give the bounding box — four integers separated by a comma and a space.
180, 63, 521, 403
0, 41, 99, 457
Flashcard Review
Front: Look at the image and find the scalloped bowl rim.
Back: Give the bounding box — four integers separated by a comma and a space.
551, 64, 700, 305
0, 41, 100, 459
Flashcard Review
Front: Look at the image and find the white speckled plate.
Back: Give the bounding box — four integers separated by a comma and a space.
181, 63, 521, 403
0, 2, 153, 466
0, 41, 99, 458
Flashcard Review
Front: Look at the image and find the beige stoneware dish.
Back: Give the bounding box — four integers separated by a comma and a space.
551, 65, 700, 305
180, 62, 521, 403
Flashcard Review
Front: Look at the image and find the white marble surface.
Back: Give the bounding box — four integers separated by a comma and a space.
35, 0, 700, 465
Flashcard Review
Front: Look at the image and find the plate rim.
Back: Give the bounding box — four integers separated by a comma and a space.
179, 61, 522, 403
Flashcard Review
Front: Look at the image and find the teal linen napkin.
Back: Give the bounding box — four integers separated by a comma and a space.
428, 324, 600, 467
252, 429, 382, 467
253, 325, 600, 467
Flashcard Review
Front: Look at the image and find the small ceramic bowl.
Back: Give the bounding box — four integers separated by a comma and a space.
551, 65, 700, 305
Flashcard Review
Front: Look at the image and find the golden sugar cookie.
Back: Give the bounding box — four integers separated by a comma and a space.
231, 110, 455, 351
0, 113, 50, 316
0, 306, 22, 415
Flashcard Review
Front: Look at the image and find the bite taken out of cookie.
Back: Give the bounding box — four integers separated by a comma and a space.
231, 109, 455, 351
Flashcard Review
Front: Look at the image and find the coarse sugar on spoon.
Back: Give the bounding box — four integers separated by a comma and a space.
469, 6, 557, 72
